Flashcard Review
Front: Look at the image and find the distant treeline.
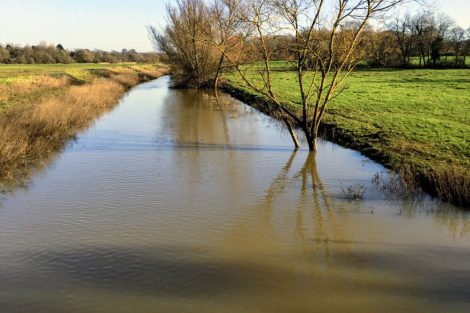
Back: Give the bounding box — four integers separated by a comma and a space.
271, 11, 470, 68
381, 11, 469, 68
0, 42, 161, 64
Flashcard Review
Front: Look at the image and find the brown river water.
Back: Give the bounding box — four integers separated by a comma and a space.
0, 76, 469, 312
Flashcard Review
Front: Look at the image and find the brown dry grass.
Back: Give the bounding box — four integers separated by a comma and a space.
396, 163, 470, 208
0, 75, 69, 96
0, 66, 167, 188
0, 76, 71, 111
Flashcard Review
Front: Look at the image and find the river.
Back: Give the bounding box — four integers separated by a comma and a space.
0, 76, 469, 312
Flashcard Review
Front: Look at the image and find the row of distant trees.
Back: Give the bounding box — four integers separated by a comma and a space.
236, 11, 470, 68
386, 11, 469, 67
0, 42, 160, 64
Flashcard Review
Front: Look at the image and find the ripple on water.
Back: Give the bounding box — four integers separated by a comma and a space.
0, 77, 469, 313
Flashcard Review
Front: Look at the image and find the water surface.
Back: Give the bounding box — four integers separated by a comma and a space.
1, 77, 469, 313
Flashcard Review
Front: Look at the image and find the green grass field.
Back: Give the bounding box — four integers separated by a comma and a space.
225, 67, 470, 205
408, 56, 470, 66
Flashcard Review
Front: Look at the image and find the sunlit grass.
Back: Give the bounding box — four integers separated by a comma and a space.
225, 67, 470, 205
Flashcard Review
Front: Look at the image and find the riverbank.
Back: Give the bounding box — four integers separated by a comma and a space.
0, 63, 168, 186
223, 69, 470, 208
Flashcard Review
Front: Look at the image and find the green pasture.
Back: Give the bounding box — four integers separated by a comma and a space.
225, 68, 470, 177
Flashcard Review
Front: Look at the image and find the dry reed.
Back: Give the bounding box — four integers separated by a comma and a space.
0, 67, 167, 188
0, 76, 70, 108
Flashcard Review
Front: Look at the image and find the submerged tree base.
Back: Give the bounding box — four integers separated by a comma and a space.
221, 82, 469, 209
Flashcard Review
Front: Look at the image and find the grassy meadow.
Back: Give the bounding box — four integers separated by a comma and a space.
408, 56, 470, 67
0, 63, 167, 186
224, 66, 470, 206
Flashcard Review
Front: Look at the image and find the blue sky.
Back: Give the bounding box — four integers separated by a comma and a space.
0, 0, 468, 52
0, 0, 166, 51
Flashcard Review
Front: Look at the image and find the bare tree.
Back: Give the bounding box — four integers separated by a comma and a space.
450, 26, 466, 65
465, 27, 470, 66
406, 11, 454, 67
218, 0, 412, 151
410, 11, 432, 66
149, 0, 219, 88
430, 13, 454, 67
389, 14, 413, 66
149, 0, 246, 88
205, 0, 245, 87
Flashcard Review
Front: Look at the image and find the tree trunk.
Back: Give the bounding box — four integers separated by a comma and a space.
305, 136, 314, 151
306, 121, 320, 152
303, 137, 317, 152
283, 118, 300, 149
213, 53, 225, 89
310, 128, 318, 152
299, 125, 317, 152
214, 74, 220, 89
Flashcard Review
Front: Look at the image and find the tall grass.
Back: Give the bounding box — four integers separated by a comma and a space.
0, 66, 167, 188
